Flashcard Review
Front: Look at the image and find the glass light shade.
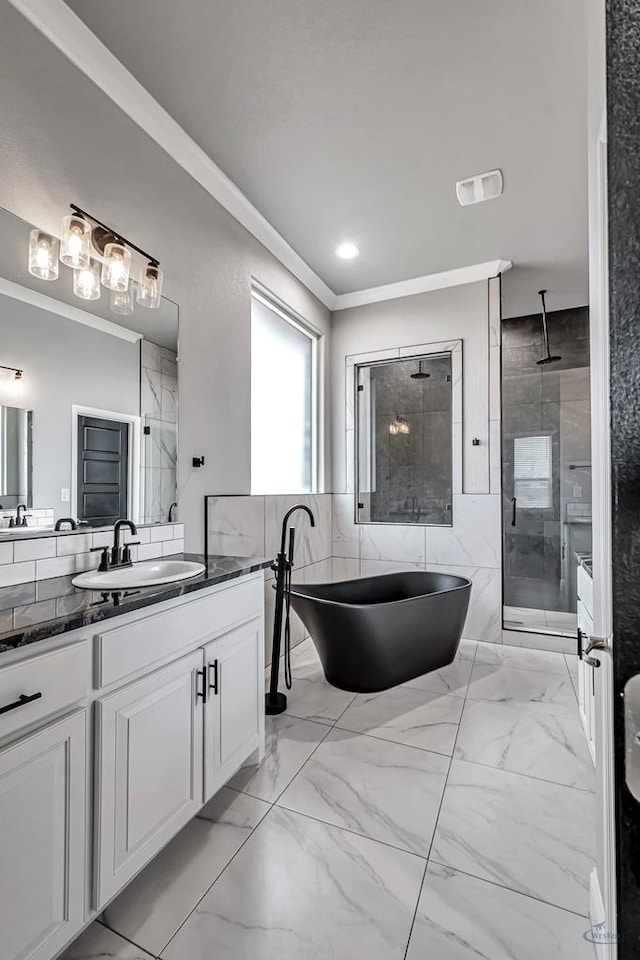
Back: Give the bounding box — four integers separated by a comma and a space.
110, 280, 134, 315
101, 242, 131, 291
28, 229, 59, 281
389, 416, 410, 436
73, 259, 101, 300
0, 369, 24, 400
60, 214, 91, 268
136, 264, 163, 308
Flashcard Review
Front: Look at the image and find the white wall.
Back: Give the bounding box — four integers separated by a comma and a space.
0, 6, 332, 551
331, 279, 504, 644
0, 295, 139, 518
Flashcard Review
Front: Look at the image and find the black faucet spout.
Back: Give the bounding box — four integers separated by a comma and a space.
279, 504, 315, 556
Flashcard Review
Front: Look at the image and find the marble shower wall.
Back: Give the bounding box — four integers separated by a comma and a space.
141, 340, 178, 523
205, 494, 333, 665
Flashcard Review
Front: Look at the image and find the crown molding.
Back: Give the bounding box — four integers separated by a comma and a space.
8, 0, 336, 309
0, 277, 141, 343
332, 259, 512, 311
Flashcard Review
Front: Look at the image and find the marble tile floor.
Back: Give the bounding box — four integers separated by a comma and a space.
61, 637, 596, 960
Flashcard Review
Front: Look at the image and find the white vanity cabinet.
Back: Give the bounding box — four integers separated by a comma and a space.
94, 649, 205, 907
0, 710, 87, 960
203, 617, 262, 800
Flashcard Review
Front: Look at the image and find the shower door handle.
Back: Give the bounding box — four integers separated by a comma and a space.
511, 497, 517, 526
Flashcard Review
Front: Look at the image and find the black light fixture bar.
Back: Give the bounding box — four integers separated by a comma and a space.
0, 364, 22, 378
69, 203, 160, 267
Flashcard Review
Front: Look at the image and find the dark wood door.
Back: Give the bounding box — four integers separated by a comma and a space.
77, 415, 129, 527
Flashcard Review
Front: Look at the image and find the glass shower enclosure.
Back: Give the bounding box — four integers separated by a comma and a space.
502, 306, 591, 637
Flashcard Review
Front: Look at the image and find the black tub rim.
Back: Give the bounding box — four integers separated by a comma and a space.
289, 571, 472, 610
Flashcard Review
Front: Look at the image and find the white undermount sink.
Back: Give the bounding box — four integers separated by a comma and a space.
72, 559, 206, 591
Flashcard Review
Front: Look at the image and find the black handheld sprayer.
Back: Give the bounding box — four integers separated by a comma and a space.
265, 504, 315, 715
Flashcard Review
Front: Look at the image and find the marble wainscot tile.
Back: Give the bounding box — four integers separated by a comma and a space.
336, 685, 464, 756
425, 495, 501, 568
466, 662, 576, 707
227, 714, 329, 802
332, 493, 360, 559
360, 558, 425, 577
101, 788, 269, 956
406, 862, 595, 960
278, 728, 448, 855
431, 759, 595, 916
360, 523, 426, 564
427, 564, 502, 644
304, 494, 333, 564
332, 556, 360, 582
279, 638, 356, 725
455, 698, 595, 792
207, 496, 265, 557
161, 374, 177, 424
142, 339, 162, 372
160, 806, 425, 960
141, 366, 162, 418
59, 922, 153, 959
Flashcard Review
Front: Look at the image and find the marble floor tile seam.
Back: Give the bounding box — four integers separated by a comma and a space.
273, 796, 437, 865
448, 750, 596, 795
402, 860, 429, 960
426, 858, 592, 921
95, 918, 161, 959
332, 717, 460, 760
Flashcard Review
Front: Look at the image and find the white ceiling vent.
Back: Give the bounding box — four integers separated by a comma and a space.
456, 169, 503, 206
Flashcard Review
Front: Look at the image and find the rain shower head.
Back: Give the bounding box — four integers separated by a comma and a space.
410, 360, 430, 380
536, 289, 562, 365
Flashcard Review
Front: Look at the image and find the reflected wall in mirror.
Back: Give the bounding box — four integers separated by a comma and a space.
356, 353, 453, 525
0, 207, 178, 532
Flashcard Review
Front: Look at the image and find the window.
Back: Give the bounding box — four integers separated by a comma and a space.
513, 435, 553, 508
251, 290, 317, 494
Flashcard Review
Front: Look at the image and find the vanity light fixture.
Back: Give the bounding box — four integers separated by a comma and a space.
26, 203, 163, 313
0, 365, 24, 399
73, 259, 101, 300
110, 280, 134, 316
28, 229, 59, 281
60, 213, 91, 269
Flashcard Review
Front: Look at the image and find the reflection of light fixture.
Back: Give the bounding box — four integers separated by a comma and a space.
101, 241, 131, 292
28, 229, 59, 280
136, 263, 163, 309
60, 213, 90, 269
389, 415, 411, 436
26, 204, 163, 314
73, 259, 101, 300
110, 280, 134, 315
0, 365, 24, 399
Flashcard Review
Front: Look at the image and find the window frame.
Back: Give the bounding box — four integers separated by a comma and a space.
250, 285, 320, 495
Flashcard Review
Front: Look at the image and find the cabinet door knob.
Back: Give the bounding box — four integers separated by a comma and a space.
208, 660, 219, 695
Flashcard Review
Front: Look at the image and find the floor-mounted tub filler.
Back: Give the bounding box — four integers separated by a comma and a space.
290, 571, 472, 693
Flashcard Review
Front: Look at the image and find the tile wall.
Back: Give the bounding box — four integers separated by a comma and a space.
141, 340, 178, 524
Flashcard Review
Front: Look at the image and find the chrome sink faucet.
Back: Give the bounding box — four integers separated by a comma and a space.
90, 519, 140, 572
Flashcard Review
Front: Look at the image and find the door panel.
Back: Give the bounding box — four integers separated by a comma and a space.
77, 415, 129, 527
94, 651, 203, 908
0, 710, 86, 960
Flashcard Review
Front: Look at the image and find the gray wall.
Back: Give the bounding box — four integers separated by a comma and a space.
0, 294, 140, 517
0, 5, 331, 551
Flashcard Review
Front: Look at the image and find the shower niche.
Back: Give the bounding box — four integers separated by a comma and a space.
355, 351, 453, 526
502, 303, 591, 637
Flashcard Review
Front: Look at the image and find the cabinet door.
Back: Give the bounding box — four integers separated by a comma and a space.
204, 617, 263, 800
0, 710, 86, 960
94, 650, 204, 908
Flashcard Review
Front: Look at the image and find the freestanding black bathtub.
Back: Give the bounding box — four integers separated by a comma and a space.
289, 571, 471, 693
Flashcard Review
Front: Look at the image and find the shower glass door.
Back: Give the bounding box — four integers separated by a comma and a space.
502, 307, 591, 637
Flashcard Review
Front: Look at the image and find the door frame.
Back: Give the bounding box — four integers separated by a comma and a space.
71, 404, 141, 524
589, 107, 617, 955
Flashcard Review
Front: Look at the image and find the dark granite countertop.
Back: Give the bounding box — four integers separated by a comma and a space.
0, 554, 271, 655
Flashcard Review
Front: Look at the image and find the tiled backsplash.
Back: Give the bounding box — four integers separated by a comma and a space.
0, 508, 54, 531
0, 523, 184, 588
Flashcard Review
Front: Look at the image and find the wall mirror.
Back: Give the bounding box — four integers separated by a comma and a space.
0, 207, 179, 535
355, 352, 453, 525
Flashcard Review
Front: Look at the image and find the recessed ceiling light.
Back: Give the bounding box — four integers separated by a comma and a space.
335, 242, 360, 260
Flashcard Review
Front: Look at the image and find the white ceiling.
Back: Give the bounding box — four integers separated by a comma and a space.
30, 1, 591, 317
